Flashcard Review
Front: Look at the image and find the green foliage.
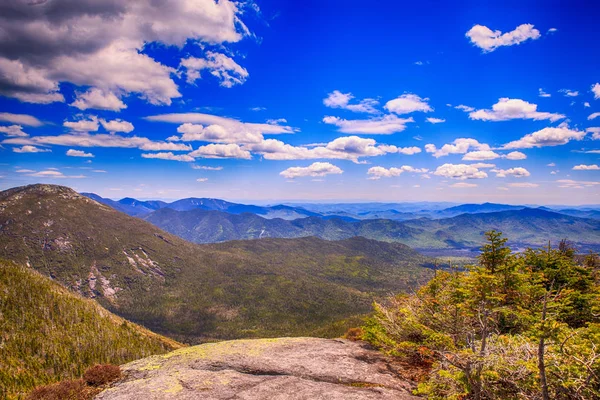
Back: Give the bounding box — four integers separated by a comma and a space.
0, 260, 181, 399
363, 231, 600, 400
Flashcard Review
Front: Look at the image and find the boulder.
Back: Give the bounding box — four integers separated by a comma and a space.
96, 337, 420, 399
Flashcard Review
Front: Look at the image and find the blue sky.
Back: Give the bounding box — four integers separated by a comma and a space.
1, 0, 599, 204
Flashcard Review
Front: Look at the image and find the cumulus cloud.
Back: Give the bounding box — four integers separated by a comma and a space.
0, 112, 43, 127
426, 117, 445, 124
434, 163, 488, 180
13, 145, 51, 153
280, 162, 343, 179
492, 167, 531, 178
66, 149, 94, 158
503, 125, 586, 149
189, 143, 252, 159
181, 51, 248, 88
367, 165, 429, 180
462, 150, 501, 161
588, 127, 600, 140
323, 90, 379, 114
71, 88, 126, 111
466, 24, 541, 52
592, 83, 600, 99
384, 94, 433, 114
469, 98, 565, 122
323, 115, 414, 134
377, 145, 422, 155
64, 117, 99, 132
573, 164, 600, 171
469, 163, 496, 169
0, 0, 250, 104
0, 125, 28, 137
426, 138, 490, 158
147, 113, 295, 144
100, 118, 134, 133
505, 151, 527, 160
141, 152, 194, 162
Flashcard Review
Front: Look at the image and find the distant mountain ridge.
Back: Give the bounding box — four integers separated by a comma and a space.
143, 205, 600, 251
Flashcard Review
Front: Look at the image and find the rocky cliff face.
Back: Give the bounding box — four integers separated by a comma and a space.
96, 337, 419, 399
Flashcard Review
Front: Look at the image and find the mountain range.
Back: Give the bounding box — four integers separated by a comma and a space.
0, 184, 434, 344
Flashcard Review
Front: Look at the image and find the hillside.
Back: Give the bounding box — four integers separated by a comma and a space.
142, 206, 600, 250
0, 184, 434, 343
0, 260, 181, 400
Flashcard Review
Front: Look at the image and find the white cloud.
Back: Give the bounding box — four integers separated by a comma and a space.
66, 149, 94, 158
181, 51, 248, 88
27, 170, 85, 179
592, 83, 600, 99
539, 88, 551, 98
426, 138, 490, 158
547, 28, 558, 33
573, 164, 600, 171
189, 143, 252, 159
450, 182, 478, 188
64, 117, 99, 132
141, 152, 194, 162
323, 90, 379, 114
247, 136, 393, 163
509, 182, 539, 188
0, 112, 43, 127
192, 165, 223, 171
0, 125, 28, 137
13, 145, 51, 153
588, 127, 600, 140
0, 0, 250, 104
466, 24, 541, 52
426, 117, 445, 124
4, 132, 191, 152
280, 162, 343, 179
547, 163, 556, 167
585, 102, 591, 108
71, 88, 126, 111
384, 94, 433, 114
503, 125, 586, 149
559, 89, 579, 97
469, 98, 565, 122
367, 165, 429, 180
588, 112, 600, 120
100, 119, 134, 133
492, 167, 531, 178
323, 115, 414, 134
455, 105, 475, 112
146, 113, 296, 144
557, 179, 600, 188
469, 163, 496, 169
434, 163, 488, 180
196, 178, 208, 182
505, 151, 527, 160
462, 150, 501, 161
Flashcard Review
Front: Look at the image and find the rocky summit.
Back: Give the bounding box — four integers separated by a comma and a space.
96, 337, 419, 400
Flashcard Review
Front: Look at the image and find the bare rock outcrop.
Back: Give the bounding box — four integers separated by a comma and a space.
96, 337, 420, 400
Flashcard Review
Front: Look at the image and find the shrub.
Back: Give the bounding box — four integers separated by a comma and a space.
83, 364, 122, 387
26, 379, 97, 400
344, 327, 364, 341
